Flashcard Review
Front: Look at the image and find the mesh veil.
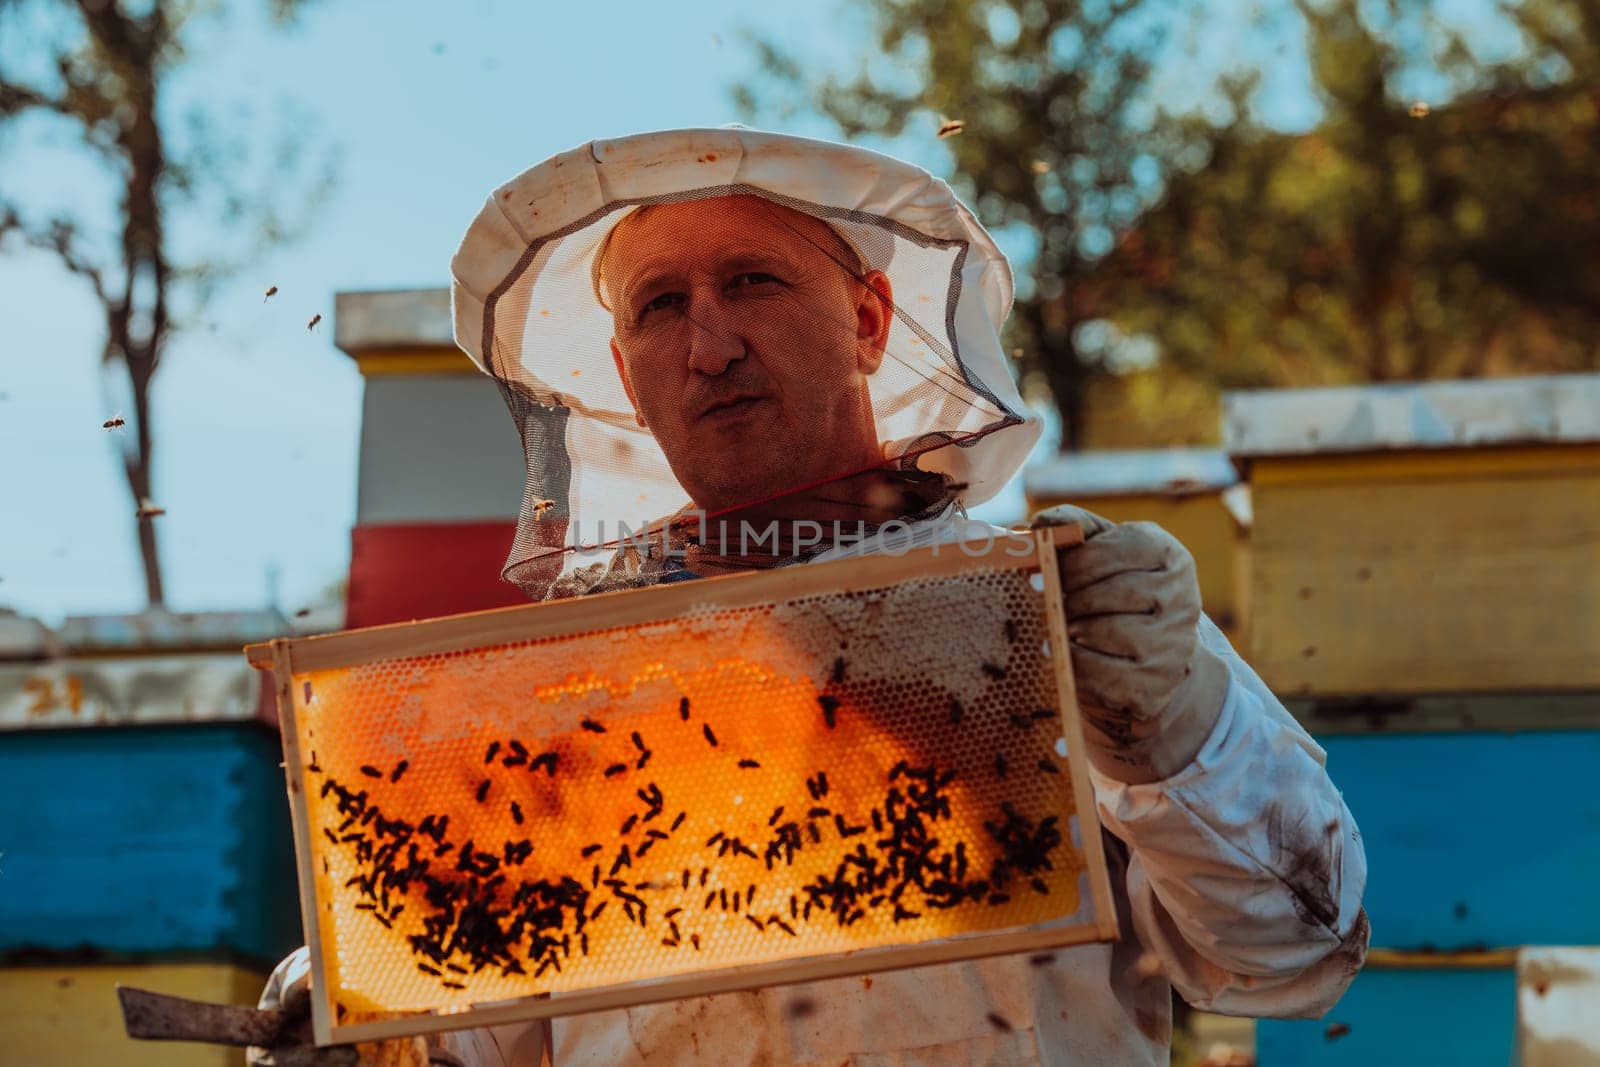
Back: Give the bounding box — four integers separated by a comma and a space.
451, 128, 1042, 598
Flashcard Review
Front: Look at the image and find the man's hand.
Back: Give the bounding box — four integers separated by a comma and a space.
247, 947, 353, 1066
248, 947, 438, 1067
1033, 504, 1230, 784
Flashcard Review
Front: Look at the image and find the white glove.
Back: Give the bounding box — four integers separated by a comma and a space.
1032, 504, 1230, 784
248, 946, 443, 1067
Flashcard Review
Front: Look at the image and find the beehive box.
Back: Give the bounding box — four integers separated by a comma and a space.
0, 723, 300, 962
1024, 448, 1248, 640
1226, 374, 1600, 697
0, 962, 267, 1067
247, 527, 1116, 1045
1255, 725, 1600, 1061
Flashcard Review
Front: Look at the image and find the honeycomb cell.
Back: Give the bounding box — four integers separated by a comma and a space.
290, 563, 1095, 1022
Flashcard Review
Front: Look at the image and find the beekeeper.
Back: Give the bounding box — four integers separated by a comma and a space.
252, 128, 1367, 1067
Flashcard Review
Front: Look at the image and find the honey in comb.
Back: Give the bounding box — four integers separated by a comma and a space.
295, 566, 1087, 1016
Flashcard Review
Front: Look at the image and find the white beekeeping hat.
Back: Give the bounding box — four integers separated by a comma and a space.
451, 127, 1040, 593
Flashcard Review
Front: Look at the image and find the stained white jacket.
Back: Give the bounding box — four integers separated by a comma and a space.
419, 514, 1369, 1066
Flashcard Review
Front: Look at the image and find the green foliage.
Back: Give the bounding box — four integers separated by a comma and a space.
1101, 0, 1600, 387
742, 0, 1600, 449
739, 0, 1182, 449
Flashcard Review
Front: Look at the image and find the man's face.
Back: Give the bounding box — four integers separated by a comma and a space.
602, 195, 893, 514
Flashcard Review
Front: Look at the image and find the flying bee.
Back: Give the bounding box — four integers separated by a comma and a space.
1030, 160, 1050, 175
531, 498, 557, 519
936, 118, 966, 139
102, 414, 125, 430
1408, 101, 1430, 118
264, 285, 279, 302
136, 498, 165, 519
306, 313, 322, 331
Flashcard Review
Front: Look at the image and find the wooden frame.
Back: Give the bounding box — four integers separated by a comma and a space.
248, 526, 1116, 1046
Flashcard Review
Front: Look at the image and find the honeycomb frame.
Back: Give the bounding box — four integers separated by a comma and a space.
248, 526, 1115, 1046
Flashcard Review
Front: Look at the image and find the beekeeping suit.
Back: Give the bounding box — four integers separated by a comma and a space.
252, 128, 1367, 1067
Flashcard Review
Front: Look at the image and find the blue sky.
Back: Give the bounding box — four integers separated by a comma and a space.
0, 0, 1518, 623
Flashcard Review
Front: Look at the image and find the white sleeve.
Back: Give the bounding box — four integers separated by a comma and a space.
1089, 619, 1370, 1018
432, 1021, 548, 1066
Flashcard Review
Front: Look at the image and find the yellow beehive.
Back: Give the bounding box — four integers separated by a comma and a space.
0, 962, 266, 1067
1024, 448, 1248, 643
1226, 374, 1600, 697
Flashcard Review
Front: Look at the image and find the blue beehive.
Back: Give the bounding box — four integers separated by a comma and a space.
1226, 375, 1600, 1064
0, 609, 302, 964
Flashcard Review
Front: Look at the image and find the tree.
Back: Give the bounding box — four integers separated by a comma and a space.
1094, 0, 1600, 388
737, 0, 1189, 450
0, 0, 333, 606
743, 0, 1600, 449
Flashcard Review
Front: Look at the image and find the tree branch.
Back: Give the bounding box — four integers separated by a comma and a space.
0, 78, 69, 118
0, 207, 111, 304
